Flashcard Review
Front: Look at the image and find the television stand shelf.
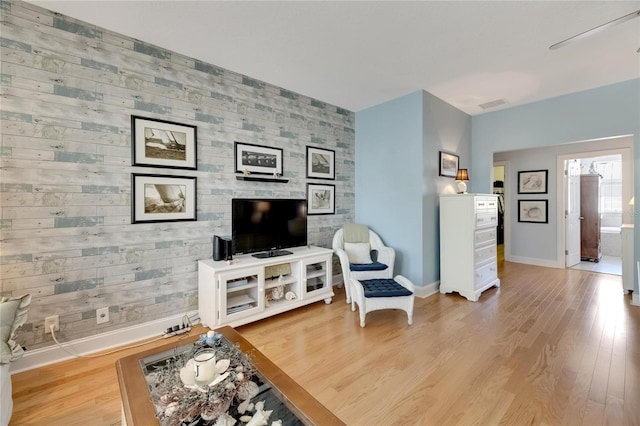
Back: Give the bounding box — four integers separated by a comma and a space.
198, 246, 333, 328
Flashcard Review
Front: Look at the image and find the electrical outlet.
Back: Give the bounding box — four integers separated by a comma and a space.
45, 315, 59, 334
96, 307, 109, 324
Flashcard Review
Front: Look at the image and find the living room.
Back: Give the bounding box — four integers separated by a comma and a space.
1, 1, 639, 425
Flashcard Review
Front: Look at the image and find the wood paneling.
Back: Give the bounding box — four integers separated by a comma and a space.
10, 261, 640, 425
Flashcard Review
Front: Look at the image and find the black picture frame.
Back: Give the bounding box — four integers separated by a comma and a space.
439, 151, 459, 178
518, 169, 548, 194
234, 142, 283, 176
307, 183, 335, 215
131, 116, 197, 170
518, 199, 548, 223
306, 146, 335, 180
132, 174, 197, 223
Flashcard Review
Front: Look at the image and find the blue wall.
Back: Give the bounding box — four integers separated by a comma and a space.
355, 91, 424, 284
472, 79, 640, 294
355, 91, 472, 286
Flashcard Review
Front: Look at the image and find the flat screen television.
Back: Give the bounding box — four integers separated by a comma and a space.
232, 198, 307, 257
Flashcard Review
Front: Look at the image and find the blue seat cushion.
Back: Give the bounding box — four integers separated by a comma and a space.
350, 261, 388, 272
359, 278, 413, 298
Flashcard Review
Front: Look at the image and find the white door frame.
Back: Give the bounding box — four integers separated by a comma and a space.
493, 161, 509, 258
556, 147, 633, 268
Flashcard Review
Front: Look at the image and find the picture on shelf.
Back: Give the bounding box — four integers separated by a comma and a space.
307, 183, 335, 215
132, 116, 197, 170
132, 174, 197, 223
235, 142, 283, 176
306, 146, 335, 179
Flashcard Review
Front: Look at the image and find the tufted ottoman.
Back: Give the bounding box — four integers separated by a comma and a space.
349, 276, 415, 327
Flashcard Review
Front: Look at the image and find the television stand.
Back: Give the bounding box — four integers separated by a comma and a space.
252, 249, 293, 259
198, 246, 334, 328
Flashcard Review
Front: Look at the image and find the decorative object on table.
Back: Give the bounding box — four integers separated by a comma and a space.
271, 285, 284, 301
149, 335, 287, 425
518, 199, 548, 223
285, 291, 297, 301
131, 115, 197, 170
517, 169, 548, 194
306, 146, 335, 180
234, 142, 283, 176
307, 183, 335, 215
132, 174, 197, 223
439, 151, 459, 178
455, 168, 469, 194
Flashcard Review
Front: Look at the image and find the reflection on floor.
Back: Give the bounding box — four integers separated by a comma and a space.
571, 255, 622, 276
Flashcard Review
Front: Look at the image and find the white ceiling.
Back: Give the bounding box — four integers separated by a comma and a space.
30, 1, 640, 115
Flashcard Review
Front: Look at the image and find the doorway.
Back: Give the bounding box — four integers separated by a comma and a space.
493, 163, 506, 262
559, 148, 632, 276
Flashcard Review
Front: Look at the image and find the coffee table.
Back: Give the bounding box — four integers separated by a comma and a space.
116, 326, 344, 425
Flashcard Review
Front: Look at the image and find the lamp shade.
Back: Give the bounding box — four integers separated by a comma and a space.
455, 169, 469, 181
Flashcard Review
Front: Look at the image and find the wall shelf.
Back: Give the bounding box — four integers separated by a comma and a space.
235, 175, 289, 183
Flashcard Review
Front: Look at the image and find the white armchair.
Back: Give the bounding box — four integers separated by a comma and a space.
332, 227, 395, 303
1, 294, 31, 426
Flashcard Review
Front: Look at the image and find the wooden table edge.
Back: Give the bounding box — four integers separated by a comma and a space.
116, 326, 344, 426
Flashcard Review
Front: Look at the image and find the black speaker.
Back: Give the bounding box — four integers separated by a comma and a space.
224, 239, 232, 261
213, 235, 232, 261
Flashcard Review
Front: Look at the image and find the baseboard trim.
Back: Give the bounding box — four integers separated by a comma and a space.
10, 310, 199, 374
506, 255, 560, 269
632, 292, 640, 307
414, 280, 440, 298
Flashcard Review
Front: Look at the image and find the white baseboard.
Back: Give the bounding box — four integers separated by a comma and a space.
505, 255, 560, 269
414, 280, 440, 298
9, 310, 199, 374
632, 292, 640, 307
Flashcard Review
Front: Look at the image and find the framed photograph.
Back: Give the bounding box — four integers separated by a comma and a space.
439, 151, 459, 178
235, 142, 283, 176
518, 169, 548, 194
306, 146, 335, 180
132, 174, 197, 223
307, 183, 335, 215
518, 199, 548, 223
132, 116, 197, 170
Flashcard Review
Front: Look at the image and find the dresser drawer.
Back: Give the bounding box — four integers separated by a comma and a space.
476, 197, 497, 211
474, 262, 497, 289
475, 212, 497, 229
474, 245, 496, 265
474, 228, 497, 246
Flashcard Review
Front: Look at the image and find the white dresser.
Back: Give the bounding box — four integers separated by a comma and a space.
621, 224, 634, 294
439, 194, 500, 301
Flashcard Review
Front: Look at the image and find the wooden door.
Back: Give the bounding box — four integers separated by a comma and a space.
580, 174, 601, 262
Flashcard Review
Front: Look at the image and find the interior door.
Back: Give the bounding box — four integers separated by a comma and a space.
565, 159, 581, 267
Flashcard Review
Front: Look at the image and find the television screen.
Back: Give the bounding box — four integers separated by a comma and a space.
232, 198, 307, 255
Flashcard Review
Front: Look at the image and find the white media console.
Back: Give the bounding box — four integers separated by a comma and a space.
198, 246, 334, 328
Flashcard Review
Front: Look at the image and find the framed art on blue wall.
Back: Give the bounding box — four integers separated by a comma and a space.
439, 151, 459, 178
518, 199, 548, 223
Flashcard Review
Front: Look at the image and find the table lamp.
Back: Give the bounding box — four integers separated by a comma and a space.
456, 169, 469, 194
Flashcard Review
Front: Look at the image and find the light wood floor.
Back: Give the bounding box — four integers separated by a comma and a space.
10, 261, 640, 425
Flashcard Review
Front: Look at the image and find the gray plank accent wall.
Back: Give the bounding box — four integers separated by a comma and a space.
0, 0, 355, 350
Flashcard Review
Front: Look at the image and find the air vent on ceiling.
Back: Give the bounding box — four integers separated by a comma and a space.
479, 99, 508, 110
